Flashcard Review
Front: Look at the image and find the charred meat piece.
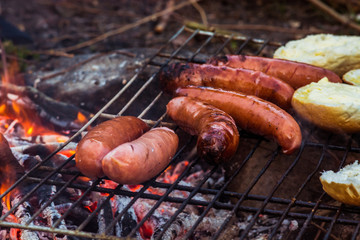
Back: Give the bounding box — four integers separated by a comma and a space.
167, 96, 239, 164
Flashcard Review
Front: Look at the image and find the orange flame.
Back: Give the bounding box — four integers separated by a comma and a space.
58, 149, 76, 158
0, 57, 64, 137
0, 165, 15, 210
77, 112, 88, 125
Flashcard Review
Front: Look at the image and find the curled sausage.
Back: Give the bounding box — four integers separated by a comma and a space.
176, 86, 302, 155
159, 62, 294, 110
75, 116, 149, 179
166, 96, 239, 164
208, 55, 342, 89
102, 127, 179, 184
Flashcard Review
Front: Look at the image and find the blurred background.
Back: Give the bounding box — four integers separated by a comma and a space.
0, 0, 359, 57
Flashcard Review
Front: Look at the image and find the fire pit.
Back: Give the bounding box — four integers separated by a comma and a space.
0, 26, 360, 239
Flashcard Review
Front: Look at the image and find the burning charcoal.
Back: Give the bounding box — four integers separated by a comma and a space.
11, 193, 40, 240
40, 185, 68, 240
113, 193, 138, 238
0, 133, 24, 179
97, 198, 114, 235
238, 214, 299, 239
52, 202, 99, 234
0, 229, 6, 239
0, 82, 91, 133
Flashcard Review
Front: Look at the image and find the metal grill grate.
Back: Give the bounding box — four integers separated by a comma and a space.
0, 26, 360, 239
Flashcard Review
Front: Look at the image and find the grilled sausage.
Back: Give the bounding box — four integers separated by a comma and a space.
159, 62, 294, 110
207, 55, 342, 89
101, 127, 179, 184
166, 96, 239, 164
75, 116, 149, 179
176, 86, 302, 154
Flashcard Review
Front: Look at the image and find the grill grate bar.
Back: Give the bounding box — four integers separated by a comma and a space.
52, 178, 102, 228
0, 155, 76, 222
306, 141, 360, 153
26, 172, 360, 216
26, 174, 360, 217
323, 204, 343, 240
156, 165, 219, 240
235, 37, 252, 55
117, 29, 201, 116
269, 133, 353, 238
103, 130, 194, 235
253, 39, 270, 56
128, 154, 200, 238
188, 32, 215, 62
213, 33, 235, 56
185, 139, 263, 239
25, 171, 81, 225
212, 146, 280, 240
322, 136, 353, 239
137, 91, 163, 118
295, 134, 335, 240
352, 223, 360, 240
77, 184, 123, 231
239, 134, 308, 239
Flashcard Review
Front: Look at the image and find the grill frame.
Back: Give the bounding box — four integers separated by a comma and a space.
0, 26, 359, 239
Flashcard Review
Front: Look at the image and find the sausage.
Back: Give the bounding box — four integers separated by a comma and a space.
101, 127, 179, 184
166, 96, 239, 164
207, 55, 342, 89
176, 86, 302, 155
75, 116, 149, 179
159, 62, 294, 110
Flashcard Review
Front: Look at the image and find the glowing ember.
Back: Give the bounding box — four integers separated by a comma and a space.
57, 149, 76, 158
0, 166, 14, 210
77, 111, 88, 125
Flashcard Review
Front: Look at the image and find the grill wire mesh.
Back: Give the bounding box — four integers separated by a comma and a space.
0, 26, 360, 240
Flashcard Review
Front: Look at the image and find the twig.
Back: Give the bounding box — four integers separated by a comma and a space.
307, 0, 360, 32
187, 20, 324, 35
184, 20, 283, 47
154, 0, 175, 33
311, 221, 341, 240
210, 23, 325, 34
190, 0, 208, 26
32, 49, 74, 58
53, 0, 199, 53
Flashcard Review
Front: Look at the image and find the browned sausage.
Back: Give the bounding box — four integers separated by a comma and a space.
101, 127, 179, 184
75, 116, 149, 179
176, 86, 302, 155
159, 62, 294, 110
166, 96, 239, 164
207, 55, 342, 89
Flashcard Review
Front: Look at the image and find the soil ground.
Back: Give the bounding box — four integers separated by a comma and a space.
0, 0, 358, 59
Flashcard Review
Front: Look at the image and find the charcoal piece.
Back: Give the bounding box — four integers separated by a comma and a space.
97, 198, 114, 235
0, 82, 91, 132
25, 49, 157, 114
11, 193, 40, 240
114, 194, 138, 238
25, 48, 209, 115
